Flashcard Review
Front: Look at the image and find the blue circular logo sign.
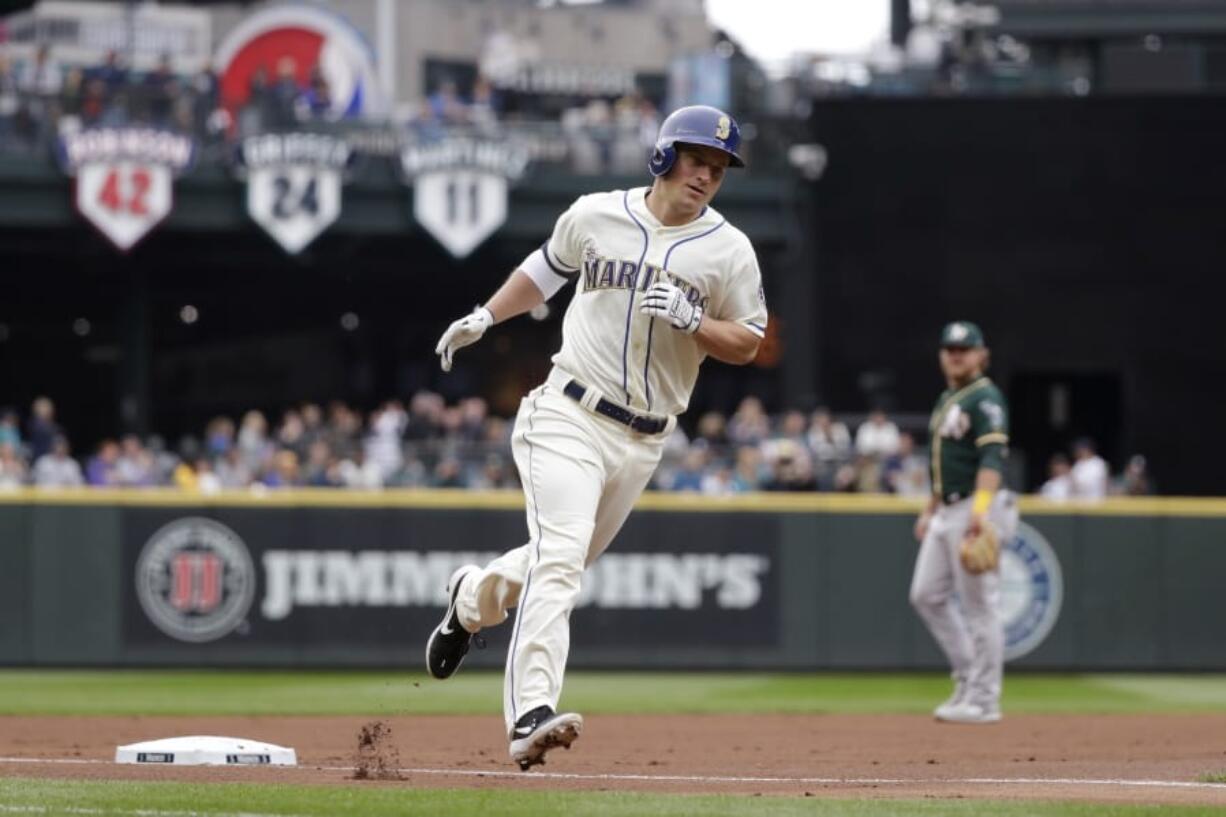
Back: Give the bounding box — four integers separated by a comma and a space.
999, 521, 1063, 661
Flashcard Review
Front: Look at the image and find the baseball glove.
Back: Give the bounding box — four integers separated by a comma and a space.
959, 520, 1000, 575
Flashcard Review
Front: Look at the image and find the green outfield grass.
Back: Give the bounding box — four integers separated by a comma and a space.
1, 670, 1226, 716
2, 779, 1224, 817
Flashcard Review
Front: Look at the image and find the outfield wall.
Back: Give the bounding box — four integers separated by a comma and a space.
1, 491, 1223, 670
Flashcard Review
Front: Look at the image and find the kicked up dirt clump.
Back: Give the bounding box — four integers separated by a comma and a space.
351, 720, 403, 780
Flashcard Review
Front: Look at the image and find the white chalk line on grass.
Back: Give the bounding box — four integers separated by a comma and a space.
1, 756, 1224, 792
0, 807, 304, 817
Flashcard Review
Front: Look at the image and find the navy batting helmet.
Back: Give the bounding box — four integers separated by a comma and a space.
648, 105, 745, 177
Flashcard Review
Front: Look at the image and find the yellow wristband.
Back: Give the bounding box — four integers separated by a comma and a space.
972, 489, 993, 515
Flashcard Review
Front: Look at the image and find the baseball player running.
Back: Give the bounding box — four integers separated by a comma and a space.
425, 106, 767, 769
910, 321, 1018, 724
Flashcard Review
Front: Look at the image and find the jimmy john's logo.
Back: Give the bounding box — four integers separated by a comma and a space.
259, 549, 769, 620
135, 518, 255, 643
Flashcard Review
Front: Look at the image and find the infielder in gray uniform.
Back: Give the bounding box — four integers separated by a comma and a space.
910, 321, 1018, 724
425, 106, 768, 769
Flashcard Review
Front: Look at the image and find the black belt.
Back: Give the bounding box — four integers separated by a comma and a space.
562, 379, 669, 435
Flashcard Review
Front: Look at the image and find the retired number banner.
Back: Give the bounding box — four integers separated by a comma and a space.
57, 128, 195, 252
239, 133, 351, 254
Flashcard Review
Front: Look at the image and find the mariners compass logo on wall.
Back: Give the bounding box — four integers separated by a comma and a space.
136, 517, 256, 643
1000, 521, 1063, 661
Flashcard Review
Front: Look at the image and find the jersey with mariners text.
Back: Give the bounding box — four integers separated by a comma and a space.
538, 187, 767, 416
927, 375, 1009, 503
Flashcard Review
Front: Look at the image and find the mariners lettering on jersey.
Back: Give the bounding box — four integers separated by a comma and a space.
581, 253, 710, 309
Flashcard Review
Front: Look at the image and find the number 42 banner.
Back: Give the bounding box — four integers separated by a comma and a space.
238, 134, 351, 255
57, 128, 195, 252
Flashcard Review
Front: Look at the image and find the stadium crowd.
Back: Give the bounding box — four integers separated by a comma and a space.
0, 394, 1152, 498
0, 44, 665, 175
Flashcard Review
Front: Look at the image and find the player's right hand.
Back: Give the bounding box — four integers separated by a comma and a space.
913, 512, 932, 543
435, 306, 494, 372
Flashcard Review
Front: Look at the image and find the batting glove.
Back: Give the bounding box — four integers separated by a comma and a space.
435, 306, 494, 372
640, 282, 703, 335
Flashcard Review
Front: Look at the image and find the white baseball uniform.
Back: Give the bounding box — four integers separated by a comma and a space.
453, 186, 767, 734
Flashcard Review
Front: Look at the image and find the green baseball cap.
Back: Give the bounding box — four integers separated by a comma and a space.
940, 321, 985, 348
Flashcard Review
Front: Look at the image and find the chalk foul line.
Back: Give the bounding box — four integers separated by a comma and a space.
0, 756, 1224, 791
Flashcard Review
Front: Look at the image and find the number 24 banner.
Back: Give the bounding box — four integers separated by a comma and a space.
57, 129, 195, 252
238, 134, 351, 255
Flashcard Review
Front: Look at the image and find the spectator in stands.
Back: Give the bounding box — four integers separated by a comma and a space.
26, 397, 60, 462
426, 79, 468, 126
0, 56, 18, 146
855, 409, 901, 460
191, 66, 228, 144
204, 416, 235, 458
366, 402, 407, 481
78, 76, 108, 127
882, 431, 929, 496
240, 65, 271, 136
115, 434, 154, 486
271, 57, 302, 127
16, 45, 61, 144
303, 66, 333, 120
730, 445, 765, 492
299, 402, 325, 449
277, 409, 307, 459
763, 409, 814, 483
0, 442, 27, 488
806, 406, 852, 475
146, 435, 179, 484
763, 439, 817, 491
432, 454, 465, 488
32, 435, 83, 487
469, 75, 499, 133
338, 447, 384, 490
1039, 453, 1073, 501
85, 439, 120, 486
458, 396, 489, 442
237, 410, 273, 473
189, 457, 222, 494
326, 401, 363, 460
0, 409, 20, 449
214, 446, 251, 489
143, 54, 177, 127
727, 395, 770, 446
90, 50, 128, 97
693, 411, 729, 450
1112, 454, 1153, 496
261, 448, 301, 488
1069, 437, 1109, 499
669, 446, 709, 492
406, 390, 445, 441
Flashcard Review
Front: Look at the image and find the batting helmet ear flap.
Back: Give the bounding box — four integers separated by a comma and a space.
648, 143, 676, 177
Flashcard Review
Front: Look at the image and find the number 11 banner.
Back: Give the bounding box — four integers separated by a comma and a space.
57, 129, 196, 252
400, 136, 529, 259
238, 133, 351, 255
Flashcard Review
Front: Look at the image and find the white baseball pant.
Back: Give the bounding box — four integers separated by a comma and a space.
909, 492, 1019, 707
454, 368, 672, 736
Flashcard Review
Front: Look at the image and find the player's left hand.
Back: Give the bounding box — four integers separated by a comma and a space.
959, 517, 1000, 574
640, 282, 703, 334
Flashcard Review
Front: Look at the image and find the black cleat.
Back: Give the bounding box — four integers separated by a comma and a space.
509, 705, 583, 771
425, 565, 480, 679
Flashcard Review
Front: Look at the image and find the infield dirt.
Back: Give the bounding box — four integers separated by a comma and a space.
2, 714, 1225, 806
